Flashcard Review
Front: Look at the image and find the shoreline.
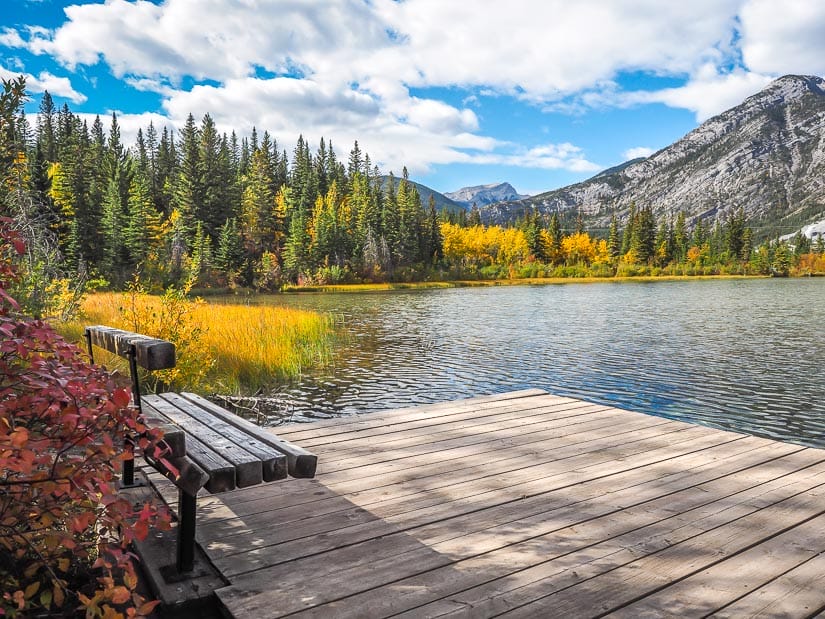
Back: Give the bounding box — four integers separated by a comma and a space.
276, 274, 772, 294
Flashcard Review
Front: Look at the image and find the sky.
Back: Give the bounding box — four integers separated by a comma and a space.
1, 1, 824, 197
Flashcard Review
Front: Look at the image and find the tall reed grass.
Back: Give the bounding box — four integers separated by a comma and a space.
59, 292, 335, 394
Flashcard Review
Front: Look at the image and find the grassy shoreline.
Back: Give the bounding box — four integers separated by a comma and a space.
57, 292, 336, 394
279, 274, 771, 294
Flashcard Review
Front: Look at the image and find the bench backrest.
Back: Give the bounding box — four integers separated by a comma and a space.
84, 325, 176, 370
84, 325, 176, 413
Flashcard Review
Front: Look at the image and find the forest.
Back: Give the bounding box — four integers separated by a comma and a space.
2, 76, 823, 318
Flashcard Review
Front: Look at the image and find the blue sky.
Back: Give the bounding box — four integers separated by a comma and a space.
2, 0, 824, 196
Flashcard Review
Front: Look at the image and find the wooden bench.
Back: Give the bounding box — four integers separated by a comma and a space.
83, 325, 317, 577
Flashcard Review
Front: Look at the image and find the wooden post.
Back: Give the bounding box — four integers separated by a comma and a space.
177, 490, 197, 573
122, 343, 141, 487
84, 328, 95, 364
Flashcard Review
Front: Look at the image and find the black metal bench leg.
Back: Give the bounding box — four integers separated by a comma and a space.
177, 489, 197, 573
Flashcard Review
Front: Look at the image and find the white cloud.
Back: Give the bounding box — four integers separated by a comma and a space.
373, 0, 743, 98
5, 0, 825, 179
739, 0, 825, 76
627, 65, 774, 121
0, 28, 27, 48
623, 146, 655, 160
0, 66, 86, 103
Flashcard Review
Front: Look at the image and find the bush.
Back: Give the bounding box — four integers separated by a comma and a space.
1, 223, 171, 618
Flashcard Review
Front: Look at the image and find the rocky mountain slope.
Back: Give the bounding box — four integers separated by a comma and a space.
482, 75, 825, 238
445, 182, 528, 207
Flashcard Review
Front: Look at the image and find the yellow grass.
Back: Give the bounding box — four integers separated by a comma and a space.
58, 292, 335, 394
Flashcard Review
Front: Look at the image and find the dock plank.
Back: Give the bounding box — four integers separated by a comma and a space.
173, 390, 825, 619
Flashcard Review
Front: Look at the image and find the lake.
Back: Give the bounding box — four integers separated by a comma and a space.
237, 278, 825, 448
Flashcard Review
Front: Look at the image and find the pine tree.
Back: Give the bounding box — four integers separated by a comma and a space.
215, 217, 245, 276
621, 203, 636, 256
241, 147, 275, 257
607, 215, 620, 260
173, 113, 200, 237
36, 90, 57, 163
630, 206, 656, 264
547, 213, 562, 263
125, 172, 161, 265
523, 210, 545, 262
673, 211, 687, 262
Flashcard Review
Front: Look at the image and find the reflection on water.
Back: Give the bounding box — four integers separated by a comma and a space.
229, 278, 825, 448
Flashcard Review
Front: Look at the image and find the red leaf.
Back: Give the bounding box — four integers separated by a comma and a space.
112, 388, 131, 408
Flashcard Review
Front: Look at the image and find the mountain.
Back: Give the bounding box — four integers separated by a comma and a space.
378, 176, 464, 213
483, 75, 825, 239
445, 182, 528, 208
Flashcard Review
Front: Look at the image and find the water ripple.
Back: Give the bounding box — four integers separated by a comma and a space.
248, 279, 825, 448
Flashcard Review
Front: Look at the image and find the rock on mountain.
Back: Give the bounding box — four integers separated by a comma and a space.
483, 75, 825, 238
445, 182, 528, 208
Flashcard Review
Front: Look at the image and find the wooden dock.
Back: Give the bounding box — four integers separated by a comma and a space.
153, 389, 825, 617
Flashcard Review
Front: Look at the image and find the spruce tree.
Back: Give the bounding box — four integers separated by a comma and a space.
607, 215, 620, 260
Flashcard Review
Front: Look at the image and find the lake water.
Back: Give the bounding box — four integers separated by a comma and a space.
240, 278, 825, 448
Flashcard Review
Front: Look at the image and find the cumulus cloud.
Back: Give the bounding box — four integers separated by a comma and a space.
626, 65, 774, 121
0, 66, 86, 103
623, 146, 655, 160
739, 0, 825, 76
4, 0, 825, 178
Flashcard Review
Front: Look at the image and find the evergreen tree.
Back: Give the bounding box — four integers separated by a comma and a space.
215, 217, 245, 276
547, 213, 562, 263
36, 90, 58, 162
740, 227, 754, 262
692, 218, 706, 248
630, 206, 656, 263
467, 203, 482, 226
125, 173, 161, 266
523, 210, 545, 262
673, 211, 688, 262
173, 113, 201, 236
607, 215, 620, 260
621, 204, 636, 256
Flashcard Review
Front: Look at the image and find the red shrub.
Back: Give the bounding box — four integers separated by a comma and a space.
0, 220, 171, 617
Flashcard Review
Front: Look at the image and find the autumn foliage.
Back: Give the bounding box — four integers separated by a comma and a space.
0, 220, 171, 617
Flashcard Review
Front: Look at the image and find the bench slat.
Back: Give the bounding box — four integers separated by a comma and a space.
143, 397, 242, 493
179, 392, 317, 478
158, 393, 288, 482
143, 449, 209, 496
140, 413, 186, 458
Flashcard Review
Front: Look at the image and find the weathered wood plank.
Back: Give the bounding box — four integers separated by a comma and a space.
494, 477, 825, 618
179, 392, 317, 478
142, 451, 209, 496
707, 548, 825, 618
274, 388, 551, 438
85, 325, 175, 370
158, 392, 288, 481
189, 390, 825, 619
277, 392, 568, 446
218, 449, 825, 618
199, 434, 791, 533
309, 400, 607, 462
209, 426, 743, 573
139, 411, 186, 458
606, 513, 825, 617
144, 394, 262, 489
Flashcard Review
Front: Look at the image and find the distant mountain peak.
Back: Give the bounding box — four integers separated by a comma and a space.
445, 182, 528, 208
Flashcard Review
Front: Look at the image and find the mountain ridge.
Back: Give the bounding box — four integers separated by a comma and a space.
478, 74, 825, 238
445, 182, 528, 207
